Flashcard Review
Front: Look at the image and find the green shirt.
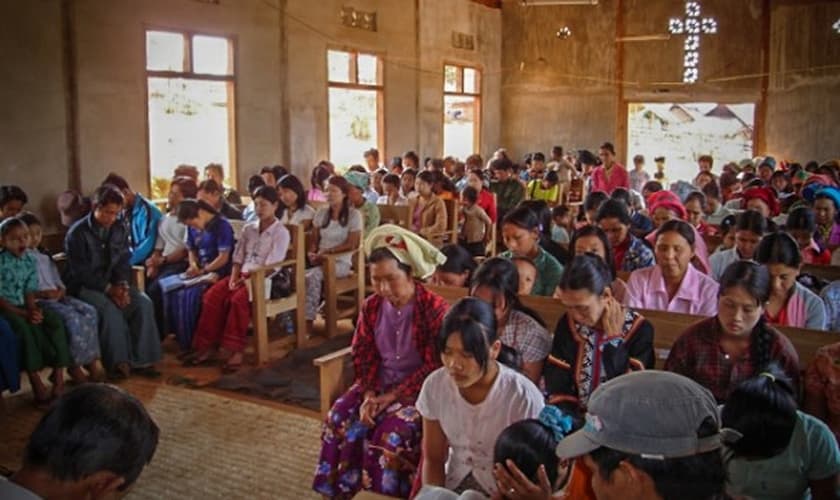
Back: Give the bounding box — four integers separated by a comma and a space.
359, 201, 381, 236
501, 247, 564, 297
490, 179, 525, 213
726, 411, 840, 500
0, 250, 38, 307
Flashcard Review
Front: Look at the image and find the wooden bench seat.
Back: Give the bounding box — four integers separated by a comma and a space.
314, 284, 838, 416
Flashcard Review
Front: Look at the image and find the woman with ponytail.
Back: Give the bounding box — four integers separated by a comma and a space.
666, 260, 800, 402
722, 365, 840, 500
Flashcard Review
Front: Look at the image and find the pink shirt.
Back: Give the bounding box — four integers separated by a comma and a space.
590, 163, 629, 194
233, 218, 291, 273
624, 264, 719, 317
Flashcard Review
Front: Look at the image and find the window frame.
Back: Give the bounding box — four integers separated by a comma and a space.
442, 62, 482, 159
143, 27, 239, 195
325, 47, 385, 167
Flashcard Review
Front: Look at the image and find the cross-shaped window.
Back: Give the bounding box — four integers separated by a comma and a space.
667, 1, 717, 84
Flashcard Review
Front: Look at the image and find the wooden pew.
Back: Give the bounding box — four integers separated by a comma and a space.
802, 263, 840, 284
314, 284, 838, 416
322, 233, 366, 340
249, 223, 307, 365
378, 204, 410, 229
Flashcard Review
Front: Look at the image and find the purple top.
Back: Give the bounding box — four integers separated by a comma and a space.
375, 298, 422, 389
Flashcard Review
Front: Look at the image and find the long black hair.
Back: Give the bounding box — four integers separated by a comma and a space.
755, 232, 802, 268
470, 257, 545, 328
320, 176, 351, 228
655, 219, 696, 248
276, 174, 307, 220
558, 253, 613, 296
437, 297, 520, 372
438, 244, 477, 286
718, 261, 776, 373
721, 364, 798, 460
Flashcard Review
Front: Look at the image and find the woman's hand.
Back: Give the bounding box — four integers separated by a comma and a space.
27, 307, 44, 325
185, 264, 202, 278
602, 296, 624, 338
228, 275, 245, 291
493, 461, 554, 500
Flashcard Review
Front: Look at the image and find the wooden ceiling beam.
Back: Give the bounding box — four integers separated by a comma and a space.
470, 0, 502, 8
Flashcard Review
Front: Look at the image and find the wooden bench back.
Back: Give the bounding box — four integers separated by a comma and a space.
423, 285, 835, 367
802, 263, 840, 284
378, 205, 411, 229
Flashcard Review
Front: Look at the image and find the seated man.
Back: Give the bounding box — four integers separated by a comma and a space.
198, 179, 243, 221
101, 173, 162, 266
1, 384, 159, 499
204, 162, 241, 205
64, 185, 161, 379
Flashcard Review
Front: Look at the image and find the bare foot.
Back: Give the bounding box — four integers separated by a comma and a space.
88, 360, 107, 382
28, 371, 50, 404
50, 369, 65, 398
68, 365, 89, 383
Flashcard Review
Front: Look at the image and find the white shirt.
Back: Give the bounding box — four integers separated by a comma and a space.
28, 250, 63, 291
233, 218, 291, 273
376, 194, 408, 206
314, 207, 363, 268
279, 204, 316, 226
416, 364, 544, 494
154, 213, 187, 257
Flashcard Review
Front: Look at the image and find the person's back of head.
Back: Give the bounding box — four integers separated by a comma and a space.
19, 384, 158, 497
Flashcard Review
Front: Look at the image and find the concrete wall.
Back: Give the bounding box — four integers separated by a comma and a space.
500, 0, 839, 165
0, 0, 501, 231
0, 0, 68, 228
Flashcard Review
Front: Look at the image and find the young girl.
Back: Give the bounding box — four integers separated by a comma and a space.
511, 257, 537, 296
786, 206, 831, 265
709, 210, 767, 281
715, 214, 737, 254
167, 199, 234, 352
500, 206, 564, 296
0, 185, 28, 221
755, 232, 827, 330
189, 186, 290, 371
722, 366, 840, 500
19, 213, 104, 382
408, 171, 448, 247
546, 254, 654, 413
470, 258, 549, 383
666, 260, 800, 402
305, 177, 363, 332
0, 218, 71, 406
400, 168, 418, 200
309, 164, 331, 203
417, 297, 544, 495
277, 174, 315, 230
563, 225, 628, 303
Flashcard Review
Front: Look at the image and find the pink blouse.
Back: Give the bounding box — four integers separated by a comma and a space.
624, 264, 719, 317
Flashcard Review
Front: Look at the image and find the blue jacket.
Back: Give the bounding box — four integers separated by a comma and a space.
64, 213, 132, 295
127, 193, 162, 266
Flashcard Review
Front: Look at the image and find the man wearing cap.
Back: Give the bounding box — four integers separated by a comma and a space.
312, 224, 450, 498
495, 371, 728, 500
344, 170, 381, 235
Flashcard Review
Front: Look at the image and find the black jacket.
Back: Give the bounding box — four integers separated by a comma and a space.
63, 213, 131, 295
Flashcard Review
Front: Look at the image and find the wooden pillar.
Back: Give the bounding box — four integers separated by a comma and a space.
754, 0, 771, 155
61, 0, 80, 192
614, 0, 627, 165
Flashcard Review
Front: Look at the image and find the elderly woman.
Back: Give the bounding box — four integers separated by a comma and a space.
625, 219, 719, 316
313, 225, 450, 498
645, 190, 711, 274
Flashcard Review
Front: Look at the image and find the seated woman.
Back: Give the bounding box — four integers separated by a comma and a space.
500, 206, 564, 296
470, 257, 551, 384
466, 168, 496, 222
430, 244, 476, 288
189, 187, 290, 371
408, 170, 448, 247
722, 366, 840, 500
417, 297, 544, 496
144, 177, 194, 334
645, 190, 711, 273
755, 232, 827, 330
595, 198, 654, 274
561, 225, 628, 303
579, 191, 609, 228
665, 260, 800, 403
812, 187, 840, 252
161, 199, 233, 352
709, 209, 767, 281
276, 174, 315, 230
305, 177, 363, 332
545, 254, 654, 413
684, 191, 712, 236
786, 206, 832, 265
312, 225, 450, 498
625, 220, 719, 317
376, 173, 407, 206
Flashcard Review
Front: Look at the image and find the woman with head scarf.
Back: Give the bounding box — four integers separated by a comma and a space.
312, 225, 451, 499
644, 190, 711, 274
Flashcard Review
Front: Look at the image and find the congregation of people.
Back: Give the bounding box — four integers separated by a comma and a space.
3, 144, 840, 500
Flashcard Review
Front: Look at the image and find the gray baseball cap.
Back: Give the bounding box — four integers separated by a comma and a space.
555, 371, 724, 460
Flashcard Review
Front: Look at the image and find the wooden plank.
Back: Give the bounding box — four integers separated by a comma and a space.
252, 267, 270, 365
378, 205, 410, 229
802, 264, 840, 284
